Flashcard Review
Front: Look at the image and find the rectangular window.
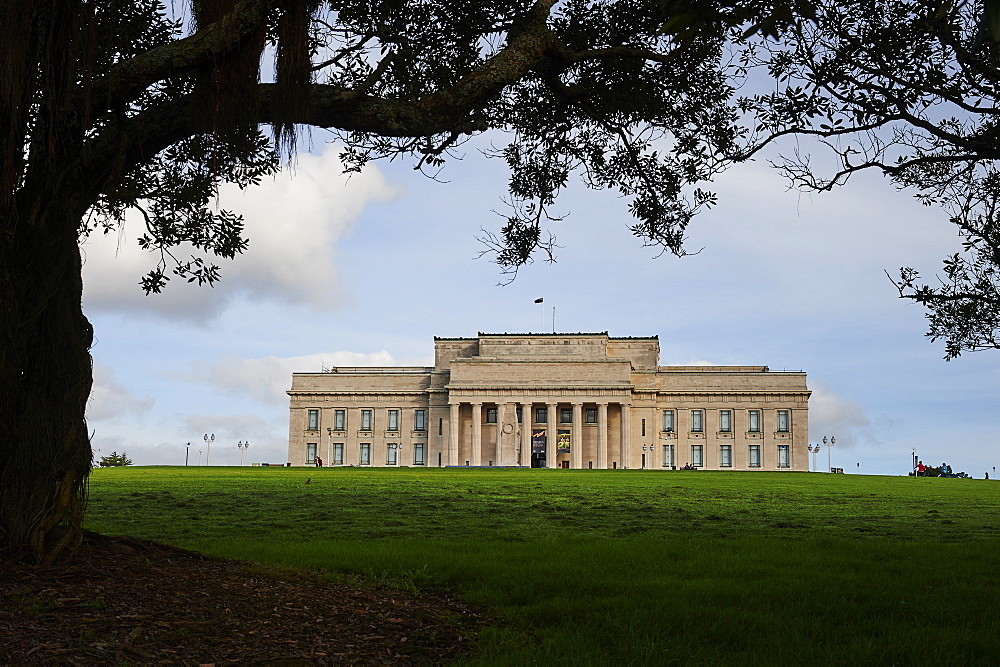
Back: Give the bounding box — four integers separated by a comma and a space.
585, 408, 597, 424
748, 410, 761, 433
360, 409, 373, 431
641, 419, 646, 437
719, 410, 732, 433
387, 409, 400, 431
749, 444, 761, 467
516, 407, 523, 423
691, 410, 704, 433
359, 443, 371, 465
306, 442, 317, 463
559, 408, 572, 423
536, 407, 548, 423
333, 409, 346, 431
777, 410, 790, 433
662, 410, 675, 432
720, 444, 732, 467
485, 407, 498, 424
413, 443, 425, 466
438, 418, 443, 436
414, 409, 427, 431
691, 444, 704, 467
662, 444, 675, 467
307, 409, 319, 430
778, 444, 790, 468
386, 444, 398, 465
332, 443, 344, 465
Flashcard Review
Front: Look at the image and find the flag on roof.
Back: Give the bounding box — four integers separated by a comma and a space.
534, 297, 543, 303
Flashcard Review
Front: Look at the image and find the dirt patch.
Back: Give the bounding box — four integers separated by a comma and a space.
0, 532, 486, 664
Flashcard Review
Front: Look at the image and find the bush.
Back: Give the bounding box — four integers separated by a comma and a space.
98, 451, 132, 467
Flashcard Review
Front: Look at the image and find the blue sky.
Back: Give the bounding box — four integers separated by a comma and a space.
80, 134, 1000, 476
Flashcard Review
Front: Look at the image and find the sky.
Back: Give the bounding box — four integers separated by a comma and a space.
80, 131, 1000, 477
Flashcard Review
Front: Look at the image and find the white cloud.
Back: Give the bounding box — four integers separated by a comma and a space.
87, 360, 155, 421
807, 380, 876, 449
180, 350, 433, 406
81, 143, 401, 321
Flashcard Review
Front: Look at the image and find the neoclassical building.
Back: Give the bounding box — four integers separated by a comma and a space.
287, 332, 810, 470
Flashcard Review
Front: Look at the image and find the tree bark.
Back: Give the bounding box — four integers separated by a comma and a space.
0, 191, 94, 564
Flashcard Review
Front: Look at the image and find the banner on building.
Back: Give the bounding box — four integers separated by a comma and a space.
531, 429, 546, 453
557, 429, 571, 453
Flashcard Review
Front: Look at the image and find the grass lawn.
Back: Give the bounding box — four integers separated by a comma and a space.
86, 467, 1000, 664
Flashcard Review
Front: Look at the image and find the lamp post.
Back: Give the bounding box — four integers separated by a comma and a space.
237, 440, 250, 466
185, 442, 190, 466
823, 435, 835, 472
808, 444, 820, 472
387, 442, 403, 465
204, 433, 214, 465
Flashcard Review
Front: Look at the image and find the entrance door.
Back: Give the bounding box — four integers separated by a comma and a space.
561, 460, 569, 469
531, 453, 546, 468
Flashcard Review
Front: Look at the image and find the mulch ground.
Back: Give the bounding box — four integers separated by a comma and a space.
0, 532, 487, 664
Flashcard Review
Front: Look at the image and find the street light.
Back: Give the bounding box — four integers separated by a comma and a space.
823, 435, 836, 473
237, 440, 250, 466
185, 442, 191, 466
808, 443, 820, 472
204, 433, 214, 465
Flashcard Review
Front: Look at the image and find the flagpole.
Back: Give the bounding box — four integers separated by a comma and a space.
552, 306, 556, 333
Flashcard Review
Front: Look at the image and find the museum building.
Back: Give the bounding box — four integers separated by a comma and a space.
287, 332, 810, 470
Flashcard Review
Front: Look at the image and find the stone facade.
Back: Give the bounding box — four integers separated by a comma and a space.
287, 333, 810, 470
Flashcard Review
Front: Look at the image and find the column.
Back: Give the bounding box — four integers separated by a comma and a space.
597, 402, 608, 469
449, 402, 460, 466
571, 402, 583, 469
620, 403, 631, 469
471, 402, 482, 466
521, 401, 533, 467
546, 401, 558, 468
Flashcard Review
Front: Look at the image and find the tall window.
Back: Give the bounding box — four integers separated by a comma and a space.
585, 408, 597, 424
749, 444, 761, 467
641, 419, 646, 437
333, 409, 346, 431
691, 410, 704, 433
516, 407, 523, 423
777, 410, 790, 433
662, 410, 675, 432
691, 444, 704, 467
386, 444, 398, 465
306, 442, 317, 463
360, 409, 373, 431
485, 408, 498, 424
536, 407, 548, 423
307, 409, 319, 430
720, 444, 732, 467
662, 443, 675, 467
414, 409, 427, 431
559, 408, 572, 423
387, 409, 400, 431
332, 443, 344, 465
438, 418, 443, 436
719, 410, 732, 433
748, 410, 761, 433
413, 443, 425, 466
778, 444, 790, 468
359, 443, 371, 465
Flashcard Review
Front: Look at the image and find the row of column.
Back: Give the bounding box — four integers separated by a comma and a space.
446, 400, 631, 468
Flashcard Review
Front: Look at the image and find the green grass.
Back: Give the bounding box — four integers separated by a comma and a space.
86, 467, 1000, 664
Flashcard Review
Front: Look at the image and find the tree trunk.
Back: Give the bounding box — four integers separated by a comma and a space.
0, 194, 94, 564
